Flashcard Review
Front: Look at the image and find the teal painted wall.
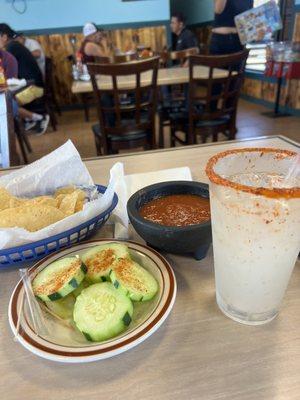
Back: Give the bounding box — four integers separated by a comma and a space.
0, 0, 170, 32
171, 0, 213, 25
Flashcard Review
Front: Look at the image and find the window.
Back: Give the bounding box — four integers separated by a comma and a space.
246, 0, 280, 72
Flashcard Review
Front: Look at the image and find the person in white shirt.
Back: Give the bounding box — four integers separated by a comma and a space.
16, 34, 45, 77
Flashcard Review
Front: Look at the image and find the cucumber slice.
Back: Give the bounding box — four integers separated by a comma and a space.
81, 243, 130, 283
32, 257, 87, 302
73, 282, 133, 342
45, 294, 75, 319
110, 258, 158, 302
73, 279, 90, 298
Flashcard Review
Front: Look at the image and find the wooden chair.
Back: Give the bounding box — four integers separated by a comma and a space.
159, 50, 169, 68
113, 53, 138, 63
80, 55, 138, 122
170, 47, 200, 66
87, 57, 159, 155
95, 53, 138, 63
14, 117, 32, 164
81, 56, 111, 122
158, 47, 199, 148
169, 50, 249, 146
44, 57, 61, 130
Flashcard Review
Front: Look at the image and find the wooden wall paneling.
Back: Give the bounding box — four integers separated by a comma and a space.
262, 82, 277, 103
30, 26, 167, 107
243, 78, 263, 98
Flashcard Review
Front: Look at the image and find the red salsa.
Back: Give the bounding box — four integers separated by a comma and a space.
139, 194, 210, 227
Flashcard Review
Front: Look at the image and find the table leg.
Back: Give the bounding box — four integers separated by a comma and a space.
81, 93, 90, 122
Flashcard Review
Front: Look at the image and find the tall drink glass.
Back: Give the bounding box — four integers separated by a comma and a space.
206, 148, 300, 325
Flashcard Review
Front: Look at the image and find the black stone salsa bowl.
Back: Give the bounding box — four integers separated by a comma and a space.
127, 181, 212, 260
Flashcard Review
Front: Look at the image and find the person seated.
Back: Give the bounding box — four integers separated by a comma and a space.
0, 30, 49, 135
170, 12, 199, 57
0, 24, 44, 88
15, 33, 45, 77
161, 13, 198, 109
80, 22, 111, 63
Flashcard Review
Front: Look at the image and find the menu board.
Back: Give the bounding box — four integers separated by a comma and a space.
235, 1, 282, 44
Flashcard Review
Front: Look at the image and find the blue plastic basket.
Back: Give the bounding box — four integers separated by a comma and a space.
0, 185, 118, 268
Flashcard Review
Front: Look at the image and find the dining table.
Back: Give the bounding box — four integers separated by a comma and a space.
71, 65, 233, 94
0, 135, 299, 400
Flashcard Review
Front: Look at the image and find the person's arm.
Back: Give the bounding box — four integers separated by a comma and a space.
215, 0, 227, 14
84, 42, 107, 58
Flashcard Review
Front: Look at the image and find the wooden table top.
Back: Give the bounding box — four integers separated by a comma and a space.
71, 65, 233, 94
0, 136, 299, 400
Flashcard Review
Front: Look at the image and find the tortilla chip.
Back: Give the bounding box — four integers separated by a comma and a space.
0, 187, 13, 211
58, 191, 82, 216
54, 186, 76, 198
55, 186, 85, 200
0, 205, 65, 232
30, 196, 58, 208
55, 194, 66, 208
9, 196, 57, 209
9, 197, 27, 208
75, 199, 84, 213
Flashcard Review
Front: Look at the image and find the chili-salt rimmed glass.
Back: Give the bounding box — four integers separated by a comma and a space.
206, 148, 300, 325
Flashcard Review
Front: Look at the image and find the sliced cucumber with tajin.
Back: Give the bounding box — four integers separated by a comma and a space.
72, 279, 90, 298
110, 258, 158, 302
73, 282, 133, 342
81, 243, 130, 284
32, 257, 87, 302
45, 293, 75, 319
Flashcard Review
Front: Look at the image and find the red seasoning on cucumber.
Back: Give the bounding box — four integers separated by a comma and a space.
81, 243, 130, 283
32, 243, 159, 342
32, 257, 87, 302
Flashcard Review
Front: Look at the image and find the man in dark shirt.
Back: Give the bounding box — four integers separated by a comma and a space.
170, 12, 199, 53
0, 23, 44, 88
166, 13, 198, 109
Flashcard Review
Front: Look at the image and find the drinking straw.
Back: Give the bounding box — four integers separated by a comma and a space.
13, 289, 25, 342
14, 268, 49, 341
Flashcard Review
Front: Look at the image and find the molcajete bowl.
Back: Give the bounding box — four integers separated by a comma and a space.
127, 181, 212, 260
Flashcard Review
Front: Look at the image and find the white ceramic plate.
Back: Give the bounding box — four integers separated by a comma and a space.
8, 239, 176, 363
